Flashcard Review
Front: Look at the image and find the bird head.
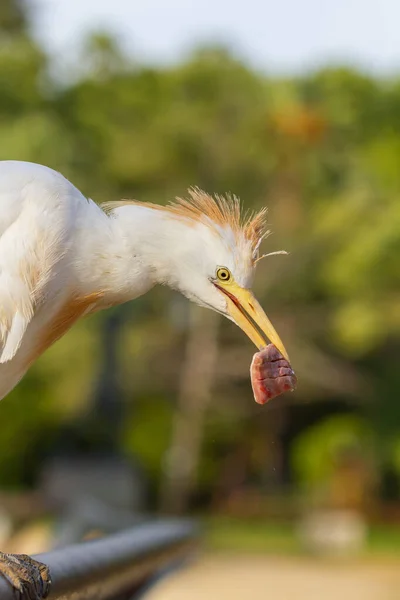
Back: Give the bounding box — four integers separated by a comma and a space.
155, 189, 288, 360
105, 188, 289, 360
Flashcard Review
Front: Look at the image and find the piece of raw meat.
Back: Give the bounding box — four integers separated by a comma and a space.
250, 344, 297, 404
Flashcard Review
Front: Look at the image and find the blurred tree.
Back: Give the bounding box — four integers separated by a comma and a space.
0, 0, 28, 34
81, 31, 128, 80
160, 307, 219, 513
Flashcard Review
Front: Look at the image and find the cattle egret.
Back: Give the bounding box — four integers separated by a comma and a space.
0, 160, 288, 597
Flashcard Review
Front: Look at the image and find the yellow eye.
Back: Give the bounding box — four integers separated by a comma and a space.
216, 267, 232, 282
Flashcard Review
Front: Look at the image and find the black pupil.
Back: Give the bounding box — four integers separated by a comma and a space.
221, 271, 227, 279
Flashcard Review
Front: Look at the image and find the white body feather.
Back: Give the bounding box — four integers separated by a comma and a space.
0, 161, 155, 399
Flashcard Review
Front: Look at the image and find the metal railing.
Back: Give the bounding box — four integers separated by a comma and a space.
0, 519, 199, 600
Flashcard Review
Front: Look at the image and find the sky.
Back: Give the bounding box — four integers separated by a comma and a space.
32, 0, 400, 74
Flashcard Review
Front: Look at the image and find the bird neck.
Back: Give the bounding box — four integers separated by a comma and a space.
78, 202, 190, 308
111, 203, 193, 288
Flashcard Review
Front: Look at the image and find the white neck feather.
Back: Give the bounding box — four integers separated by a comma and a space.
108, 204, 217, 300
74, 202, 205, 307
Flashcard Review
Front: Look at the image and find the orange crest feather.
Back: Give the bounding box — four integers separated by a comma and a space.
102, 187, 269, 260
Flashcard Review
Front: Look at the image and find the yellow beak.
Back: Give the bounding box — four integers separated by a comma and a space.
215, 282, 289, 360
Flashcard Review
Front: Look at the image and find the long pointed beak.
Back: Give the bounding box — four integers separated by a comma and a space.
215, 283, 289, 360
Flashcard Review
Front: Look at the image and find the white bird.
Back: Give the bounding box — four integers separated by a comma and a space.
0, 160, 290, 597
0, 160, 288, 403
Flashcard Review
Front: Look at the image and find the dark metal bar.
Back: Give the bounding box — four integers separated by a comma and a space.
0, 519, 199, 600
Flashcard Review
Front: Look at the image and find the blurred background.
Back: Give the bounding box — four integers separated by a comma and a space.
0, 0, 400, 598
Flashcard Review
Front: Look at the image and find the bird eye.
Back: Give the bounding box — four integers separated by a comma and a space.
216, 267, 231, 282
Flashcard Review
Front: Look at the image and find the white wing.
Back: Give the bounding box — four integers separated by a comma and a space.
0, 161, 80, 363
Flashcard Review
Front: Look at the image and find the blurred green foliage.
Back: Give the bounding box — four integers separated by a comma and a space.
292, 415, 373, 490
0, 0, 399, 509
